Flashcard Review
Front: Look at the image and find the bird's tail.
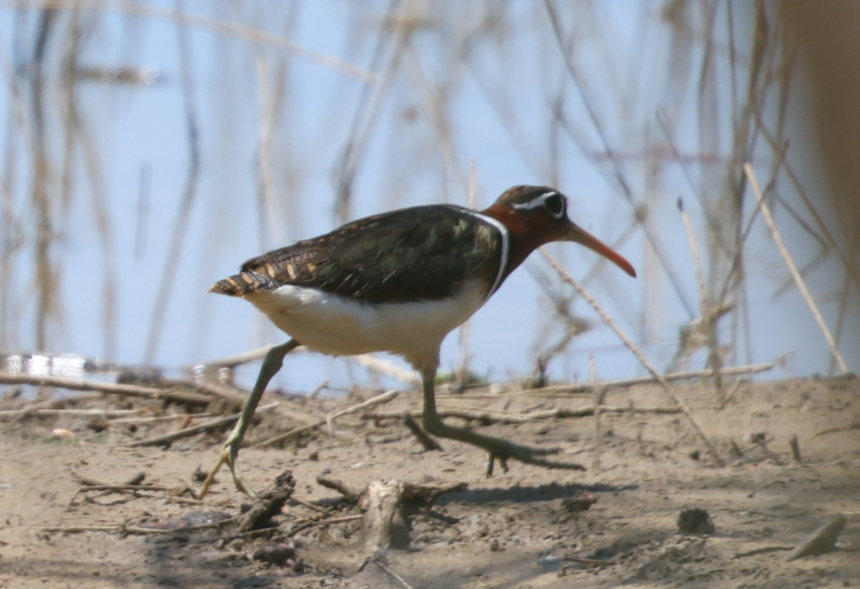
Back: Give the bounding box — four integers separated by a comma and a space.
208, 272, 276, 296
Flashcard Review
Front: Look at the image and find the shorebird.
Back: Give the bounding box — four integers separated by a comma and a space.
199, 185, 635, 497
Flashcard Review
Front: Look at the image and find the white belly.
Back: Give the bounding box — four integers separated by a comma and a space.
244, 280, 488, 371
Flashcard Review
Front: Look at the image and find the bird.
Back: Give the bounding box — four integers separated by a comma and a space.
198, 185, 636, 498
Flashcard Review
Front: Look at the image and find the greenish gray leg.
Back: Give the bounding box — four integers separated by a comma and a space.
419, 367, 585, 477
198, 339, 300, 499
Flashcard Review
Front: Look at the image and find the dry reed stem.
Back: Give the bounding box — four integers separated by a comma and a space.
144, 8, 201, 364
743, 163, 849, 374
253, 389, 398, 448
539, 248, 724, 465
5, 0, 373, 83
678, 197, 723, 394
255, 54, 277, 250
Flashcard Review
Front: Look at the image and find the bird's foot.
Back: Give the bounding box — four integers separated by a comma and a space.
424, 418, 586, 477
197, 436, 257, 500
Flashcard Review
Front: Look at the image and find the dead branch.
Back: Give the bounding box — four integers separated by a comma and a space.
125, 402, 278, 447
402, 413, 442, 451
523, 363, 773, 395
813, 422, 860, 437
236, 470, 295, 533
0, 373, 211, 406
540, 249, 725, 466
366, 405, 682, 425
253, 390, 398, 448
316, 475, 361, 503
0, 408, 146, 418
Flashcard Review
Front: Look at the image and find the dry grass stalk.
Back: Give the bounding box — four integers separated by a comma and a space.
540, 248, 724, 465
743, 163, 849, 374
12, 0, 373, 83
678, 197, 724, 395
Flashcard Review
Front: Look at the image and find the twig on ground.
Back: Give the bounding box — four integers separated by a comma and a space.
110, 413, 214, 424
316, 475, 361, 502
540, 248, 725, 465
402, 413, 443, 451
0, 374, 211, 406
812, 422, 860, 438
564, 555, 616, 567
253, 390, 398, 448
522, 363, 773, 395
367, 405, 682, 425
284, 514, 363, 538
125, 402, 278, 447
733, 545, 793, 558
290, 497, 330, 515
0, 408, 146, 418
744, 163, 849, 374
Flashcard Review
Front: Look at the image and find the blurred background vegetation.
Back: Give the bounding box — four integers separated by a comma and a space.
0, 0, 857, 392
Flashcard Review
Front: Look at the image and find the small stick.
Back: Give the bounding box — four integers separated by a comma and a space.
524, 363, 773, 394
812, 422, 860, 438
744, 163, 849, 374
125, 402, 278, 447
373, 557, 415, 589
0, 408, 146, 418
316, 475, 361, 502
402, 413, 443, 451
284, 514, 363, 538
253, 390, 398, 448
541, 249, 724, 465
366, 406, 683, 424
0, 374, 211, 405
788, 435, 802, 463
563, 556, 616, 567
733, 545, 793, 558
111, 413, 214, 424
291, 497, 330, 515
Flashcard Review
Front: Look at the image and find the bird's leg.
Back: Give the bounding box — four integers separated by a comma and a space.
198, 339, 300, 499
419, 367, 586, 476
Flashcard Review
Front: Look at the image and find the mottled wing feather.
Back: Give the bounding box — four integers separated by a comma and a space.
211, 205, 503, 304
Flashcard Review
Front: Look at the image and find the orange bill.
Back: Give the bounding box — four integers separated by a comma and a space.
564, 221, 637, 278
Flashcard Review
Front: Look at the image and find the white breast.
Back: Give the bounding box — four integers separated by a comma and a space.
244, 280, 489, 372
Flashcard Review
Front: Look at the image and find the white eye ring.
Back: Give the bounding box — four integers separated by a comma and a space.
512, 191, 566, 219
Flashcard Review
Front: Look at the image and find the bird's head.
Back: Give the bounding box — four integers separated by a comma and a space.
482, 185, 637, 278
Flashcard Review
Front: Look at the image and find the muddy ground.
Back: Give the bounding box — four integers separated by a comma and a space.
0, 373, 858, 588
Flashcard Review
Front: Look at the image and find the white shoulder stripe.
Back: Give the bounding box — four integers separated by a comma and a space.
464, 210, 509, 299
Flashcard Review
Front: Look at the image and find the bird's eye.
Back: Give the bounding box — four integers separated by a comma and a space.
543, 193, 565, 218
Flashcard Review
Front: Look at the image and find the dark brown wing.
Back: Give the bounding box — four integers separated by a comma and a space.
210, 205, 503, 304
